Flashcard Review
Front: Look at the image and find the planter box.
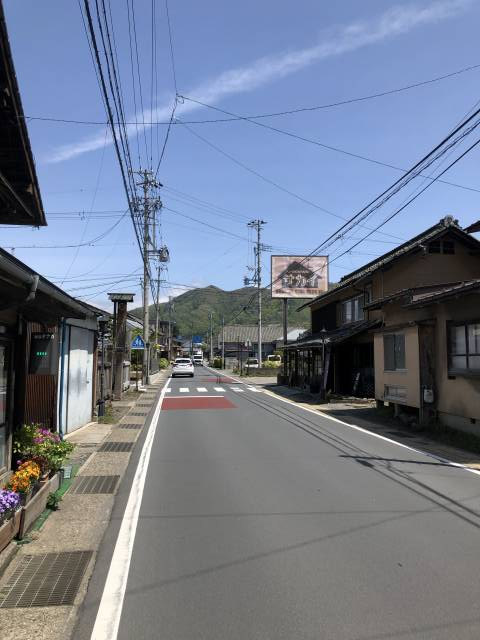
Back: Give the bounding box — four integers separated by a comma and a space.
18, 473, 58, 539
0, 510, 22, 553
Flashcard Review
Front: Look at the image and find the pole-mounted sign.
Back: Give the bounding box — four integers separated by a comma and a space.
131, 334, 145, 350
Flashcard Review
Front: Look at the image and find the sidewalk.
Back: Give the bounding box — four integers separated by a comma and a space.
0, 369, 170, 640
264, 384, 480, 471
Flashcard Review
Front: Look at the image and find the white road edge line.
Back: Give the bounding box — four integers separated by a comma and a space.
262, 388, 480, 478
90, 378, 171, 640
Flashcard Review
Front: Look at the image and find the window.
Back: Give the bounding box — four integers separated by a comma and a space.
428, 240, 455, 255
341, 294, 365, 324
448, 322, 480, 373
384, 334, 406, 371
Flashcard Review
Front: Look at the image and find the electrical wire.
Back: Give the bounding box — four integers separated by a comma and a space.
176, 116, 405, 243
24, 62, 480, 126
165, 0, 178, 95
181, 94, 480, 197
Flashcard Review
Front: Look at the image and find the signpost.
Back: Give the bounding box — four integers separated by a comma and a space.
131, 335, 145, 390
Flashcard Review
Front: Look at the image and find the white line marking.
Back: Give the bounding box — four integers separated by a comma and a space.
90, 378, 171, 640
231, 387, 244, 392
197, 387, 208, 392
165, 388, 171, 393
167, 395, 225, 399
214, 387, 225, 392
247, 386, 262, 393
262, 389, 480, 478
179, 388, 189, 393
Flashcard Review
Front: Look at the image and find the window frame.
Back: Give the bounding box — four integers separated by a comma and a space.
447, 320, 480, 375
383, 333, 406, 372
340, 291, 369, 325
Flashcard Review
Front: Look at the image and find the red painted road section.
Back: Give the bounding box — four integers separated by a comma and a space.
162, 396, 236, 410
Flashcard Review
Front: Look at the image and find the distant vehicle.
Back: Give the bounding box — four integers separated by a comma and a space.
245, 357, 259, 370
172, 358, 194, 378
267, 354, 282, 366
193, 354, 204, 366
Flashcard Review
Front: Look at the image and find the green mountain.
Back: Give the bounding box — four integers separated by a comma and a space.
131, 285, 310, 339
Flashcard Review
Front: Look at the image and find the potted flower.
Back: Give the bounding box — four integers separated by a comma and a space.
0, 489, 20, 526
7, 460, 41, 505
13, 424, 74, 479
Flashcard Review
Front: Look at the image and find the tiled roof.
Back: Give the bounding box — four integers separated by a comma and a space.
406, 279, 480, 307
220, 324, 303, 343
284, 319, 381, 349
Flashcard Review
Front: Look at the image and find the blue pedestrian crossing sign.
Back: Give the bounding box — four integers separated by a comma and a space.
131, 335, 145, 350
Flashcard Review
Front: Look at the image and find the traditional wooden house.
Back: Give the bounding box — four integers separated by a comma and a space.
284, 217, 480, 406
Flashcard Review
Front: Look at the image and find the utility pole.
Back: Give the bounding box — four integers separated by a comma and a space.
168, 296, 173, 361
221, 315, 225, 369
133, 169, 163, 386
209, 311, 214, 363
246, 219, 266, 364
154, 260, 161, 355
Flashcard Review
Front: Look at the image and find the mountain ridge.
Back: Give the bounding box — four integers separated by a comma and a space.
131, 285, 311, 338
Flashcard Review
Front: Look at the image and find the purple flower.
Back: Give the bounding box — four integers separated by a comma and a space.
0, 490, 21, 514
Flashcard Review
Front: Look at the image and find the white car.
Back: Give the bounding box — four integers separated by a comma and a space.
193, 355, 204, 366
172, 358, 194, 377
245, 357, 260, 370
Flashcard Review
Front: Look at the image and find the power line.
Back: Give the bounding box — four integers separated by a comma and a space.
60, 127, 108, 284
23, 62, 480, 126
164, 0, 178, 95
2, 213, 129, 249
176, 116, 405, 243
81, 0, 149, 282
181, 94, 480, 197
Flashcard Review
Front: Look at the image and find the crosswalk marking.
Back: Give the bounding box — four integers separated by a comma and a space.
168, 384, 264, 395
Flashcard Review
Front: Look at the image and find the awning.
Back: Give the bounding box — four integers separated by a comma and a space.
282, 319, 381, 350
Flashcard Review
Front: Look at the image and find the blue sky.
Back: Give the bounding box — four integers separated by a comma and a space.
2, 0, 480, 310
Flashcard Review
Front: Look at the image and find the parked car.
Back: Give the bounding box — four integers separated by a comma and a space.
267, 354, 282, 364
172, 358, 194, 377
245, 357, 260, 370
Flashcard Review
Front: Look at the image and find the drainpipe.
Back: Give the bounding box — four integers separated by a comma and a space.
58, 318, 67, 439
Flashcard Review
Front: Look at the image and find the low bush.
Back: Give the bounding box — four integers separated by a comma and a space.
213, 357, 223, 368
158, 358, 170, 369
262, 360, 281, 369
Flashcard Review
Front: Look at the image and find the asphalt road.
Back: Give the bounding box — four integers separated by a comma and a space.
79, 365, 480, 639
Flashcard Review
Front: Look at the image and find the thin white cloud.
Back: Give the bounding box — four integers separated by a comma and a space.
47, 0, 471, 163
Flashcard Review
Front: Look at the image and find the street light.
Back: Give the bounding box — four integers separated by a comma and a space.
319, 327, 330, 400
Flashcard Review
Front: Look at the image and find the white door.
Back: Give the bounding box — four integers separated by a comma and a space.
66, 326, 94, 433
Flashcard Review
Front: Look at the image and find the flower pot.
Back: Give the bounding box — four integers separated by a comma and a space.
19, 489, 33, 507
18, 473, 59, 539
0, 510, 22, 553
